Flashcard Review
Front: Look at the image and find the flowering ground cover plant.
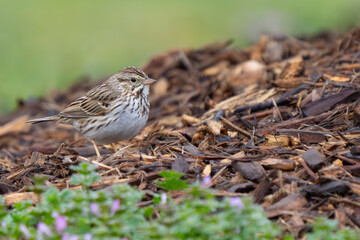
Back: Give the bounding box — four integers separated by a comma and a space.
0, 163, 358, 239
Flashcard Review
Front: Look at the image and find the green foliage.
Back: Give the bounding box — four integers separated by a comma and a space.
144, 194, 280, 240
0, 166, 358, 239
70, 162, 101, 188
29, 175, 49, 195
157, 170, 189, 191
305, 218, 359, 240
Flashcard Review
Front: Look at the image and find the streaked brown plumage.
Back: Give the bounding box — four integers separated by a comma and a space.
27, 66, 156, 155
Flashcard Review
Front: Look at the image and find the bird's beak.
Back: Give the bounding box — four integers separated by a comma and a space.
143, 78, 157, 85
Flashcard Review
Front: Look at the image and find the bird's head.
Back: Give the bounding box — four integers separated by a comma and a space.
107, 66, 156, 95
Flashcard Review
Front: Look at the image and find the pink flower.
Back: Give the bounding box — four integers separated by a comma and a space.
160, 193, 167, 205
37, 222, 52, 237
90, 203, 101, 217
51, 211, 59, 218
201, 176, 212, 187
84, 233, 92, 240
62, 232, 69, 240
62, 233, 79, 240
110, 199, 120, 216
19, 224, 31, 239
229, 197, 244, 209
68, 235, 79, 240
55, 215, 67, 234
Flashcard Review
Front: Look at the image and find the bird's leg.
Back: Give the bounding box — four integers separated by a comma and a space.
53, 143, 65, 155
110, 143, 117, 153
91, 138, 101, 158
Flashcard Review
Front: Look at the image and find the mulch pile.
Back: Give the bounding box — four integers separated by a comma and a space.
1, 26, 360, 235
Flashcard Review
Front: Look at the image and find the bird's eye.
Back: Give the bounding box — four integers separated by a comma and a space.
130, 78, 136, 83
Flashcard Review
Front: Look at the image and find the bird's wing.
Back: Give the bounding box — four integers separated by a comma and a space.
58, 84, 120, 119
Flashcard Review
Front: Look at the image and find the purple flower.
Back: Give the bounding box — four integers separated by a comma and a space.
110, 199, 120, 216
90, 203, 101, 217
229, 197, 244, 209
160, 193, 167, 205
37, 222, 52, 237
19, 224, 31, 239
68, 235, 79, 240
201, 176, 212, 187
62, 232, 69, 240
55, 215, 67, 234
1, 221, 6, 227
62, 233, 79, 240
51, 211, 59, 218
84, 233, 93, 240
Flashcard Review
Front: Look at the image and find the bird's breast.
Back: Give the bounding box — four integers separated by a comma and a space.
79, 95, 149, 144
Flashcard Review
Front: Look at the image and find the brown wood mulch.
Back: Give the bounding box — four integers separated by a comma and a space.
1, 26, 360, 235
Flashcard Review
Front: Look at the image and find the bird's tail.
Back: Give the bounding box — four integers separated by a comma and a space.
26, 116, 58, 124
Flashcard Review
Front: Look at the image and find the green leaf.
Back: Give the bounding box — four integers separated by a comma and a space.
143, 206, 154, 218
70, 163, 100, 187
153, 194, 161, 205
157, 170, 188, 191
70, 162, 98, 174
159, 170, 184, 179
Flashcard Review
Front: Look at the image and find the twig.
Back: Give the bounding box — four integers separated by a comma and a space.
220, 117, 251, 138
77, 156, 122, 177
234, 72, 323, 113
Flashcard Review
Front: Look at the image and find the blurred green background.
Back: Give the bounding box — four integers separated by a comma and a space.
0, 0, 359, 114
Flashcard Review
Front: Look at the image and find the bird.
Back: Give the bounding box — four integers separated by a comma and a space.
27, 66, 156, 157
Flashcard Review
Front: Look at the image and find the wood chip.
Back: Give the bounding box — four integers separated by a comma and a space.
232, 161, 265, 182
302, 148, 326, 172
